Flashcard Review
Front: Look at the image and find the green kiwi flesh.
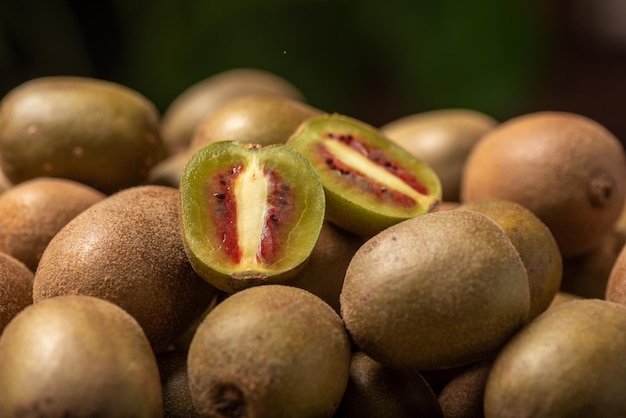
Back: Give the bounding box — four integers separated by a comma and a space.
288, 113, 442, 238
180, 141, 326, 293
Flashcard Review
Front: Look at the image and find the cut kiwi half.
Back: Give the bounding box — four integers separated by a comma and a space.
180, 141, 326, 293
288, 113, 441, 237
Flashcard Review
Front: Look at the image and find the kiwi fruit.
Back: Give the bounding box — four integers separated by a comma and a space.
158, 350, 201, 418
187, 284, 352, 418
561, 229, 626, 299
0, 294, 163, 417
459, 199, 563, 320
340, 209, 529, 371
603, 235, 626, 304
0, 169, 11, 194
334, 351, 443, 418
33, 185, 217, 353
180, 141, 326, 293
548, 291, 582, 309
288, 113, 442, 238
161, 68, 305, 155
0, 252, 34, 335
147, 150, 191, 188
190, 94, 322, 153
460, 111, 626, 258
484, 299, 626, 417
380, 108, 497, 202
437, 358, 494, 418
288, 221, 365, 313
0, 177, 105, 271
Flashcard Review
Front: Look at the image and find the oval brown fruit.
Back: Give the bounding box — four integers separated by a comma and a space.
461, 111, 626, 258
0, 76, 165, 194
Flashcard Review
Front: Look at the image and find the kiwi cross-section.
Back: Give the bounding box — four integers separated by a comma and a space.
180, 141, 325, 293
287, 113, 441, 238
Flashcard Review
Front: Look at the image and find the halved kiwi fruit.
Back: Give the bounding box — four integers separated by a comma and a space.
288, 113, 441, 238
180, 141, 326, 293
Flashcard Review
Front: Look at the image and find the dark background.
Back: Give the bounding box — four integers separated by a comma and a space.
2, 0, 626, 142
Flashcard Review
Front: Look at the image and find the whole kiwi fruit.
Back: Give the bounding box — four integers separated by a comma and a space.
381, 108, 497, 202
187, 284, 352, 418
190, 93, 323, 152
33, 185, 217, 353
437, 358, 494, 418
161, 68, 305, 155
334, 351, 443, 418
0, 177, 105, 271
484, 299, 626, 417
158, 350, 201, 418
460, 111, 626, 258
0, 251, 33, 334
0, 76, 165, 194
459, 199, 563, 320
340, 209, 529, 371
0, 294, 163, 417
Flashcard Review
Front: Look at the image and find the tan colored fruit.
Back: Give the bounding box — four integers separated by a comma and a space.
437, 358, 494, 418
0, 177, 105, 271
603, 236, 626, 305
288, 221, 365, 313
157, 350, 200, 418
0, 76, 165, 194
0, 169, 11, 194
0, 252, 33, 334
161, 68, 305, 155
548, 291, 582, 309
340, 209, 529, 371
381, 108, 497, 202
33, 185, 217, 353
147, 150, 191, 188
0, 295, 163, 417
562, 229, 626, 299
335, 351, 443, 418
459, 199, 562, 320
188, 285, 351, 418
461, 111, 626, 258
484, 299, 626, 418
189, 94, 322, 151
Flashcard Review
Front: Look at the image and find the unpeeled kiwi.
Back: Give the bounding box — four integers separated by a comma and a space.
437, 358, 494, 418
0, 177, 105, 271
334, 351, 443, 418
0, 295, 163, 417
187, 284, 352, 418
458, 199, 563, 320
161, 68, 306, 155
32, 185, 217, 353
461, 111, 626, 258
484, 299, 626, 417
340, 209, 529, 371
157, 350, 200, 418
0, 251, 33, 334
0, 76, 165, 194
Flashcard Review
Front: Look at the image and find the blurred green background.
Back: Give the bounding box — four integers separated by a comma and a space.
2, 0, 626, 140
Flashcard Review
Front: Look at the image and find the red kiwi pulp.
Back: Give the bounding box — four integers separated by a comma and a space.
180, 141, 326, 293
287, 113, 441, 238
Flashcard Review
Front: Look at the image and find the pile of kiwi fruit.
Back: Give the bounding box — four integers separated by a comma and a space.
0, 68, 626, 417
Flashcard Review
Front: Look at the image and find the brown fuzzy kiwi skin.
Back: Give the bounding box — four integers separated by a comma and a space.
381, 108, 497, 202
458, 199, 563, 321
484, 299, 626, 418
334, 351, 443, 418
189, 94, 323, 152
32, 185, 217, 353
158, 350, 201, 418
603, 236, 626, 305
340, 209, 530, 372
0, 177, 105, 271
288, 221, 365, 313
461, 111, 626, 258
0, 295, 163, 417
0, 252, 34, 334
0, 76, 166, 194
161, 68, 305, 155
187, 284, 352, 418
437, 358, 494, 418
